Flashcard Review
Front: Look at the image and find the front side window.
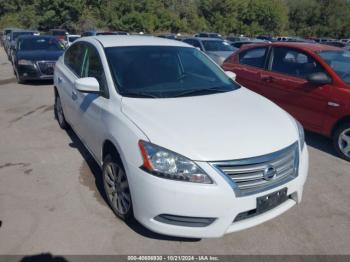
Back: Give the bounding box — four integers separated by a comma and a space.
105, 46, 240, 98
271, 47, 325, 78
319, 50, 350, 84
239, 47, 268, 68
81, 45, 107, 93
64, 43, 85, 76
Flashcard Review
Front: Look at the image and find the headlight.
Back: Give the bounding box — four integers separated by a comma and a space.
18, 59, 34, 66
138, 140, 213, 184
296, 120, 305, 151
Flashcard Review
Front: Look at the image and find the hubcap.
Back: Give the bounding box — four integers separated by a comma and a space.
56, 97, 64, 125
338, 128, 350, 158
103, 163, 131, 215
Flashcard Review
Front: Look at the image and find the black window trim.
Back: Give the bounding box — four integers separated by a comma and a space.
267, 46, 332, 82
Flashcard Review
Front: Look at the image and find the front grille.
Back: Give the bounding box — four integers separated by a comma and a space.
211, 142, 299, 197
37, 61, 56, 75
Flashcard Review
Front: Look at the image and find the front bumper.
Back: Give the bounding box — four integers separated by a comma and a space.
16, 63, 54, 80
127, 146, 309, 238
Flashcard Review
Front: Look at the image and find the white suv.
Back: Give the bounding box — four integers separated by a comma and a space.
54, 36, 309, 238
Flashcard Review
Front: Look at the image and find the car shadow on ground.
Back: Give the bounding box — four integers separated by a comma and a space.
20, 253, 68, 262
21, 79, 53, 86
305, 130, 338, 158
64, 128, 200, 242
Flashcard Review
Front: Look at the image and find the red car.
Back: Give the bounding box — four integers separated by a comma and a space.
222, 42, 350, 161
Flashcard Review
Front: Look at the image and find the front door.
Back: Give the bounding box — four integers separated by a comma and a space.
73, 43, 109, 158
260, 47, 332, 131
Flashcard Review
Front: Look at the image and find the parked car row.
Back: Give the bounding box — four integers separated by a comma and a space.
2, 28, 81, 82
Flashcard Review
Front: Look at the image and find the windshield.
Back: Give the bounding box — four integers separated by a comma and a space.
202, 40, 234, 52
13, 32, 35, 40
105, 46, 239, 98
19, 37, 65, 51
319, 50, 350, 84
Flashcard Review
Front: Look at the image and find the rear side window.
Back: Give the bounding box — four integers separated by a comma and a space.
271, 47, 326, 78
64, 43, 85, 76
239, 47, 268, 68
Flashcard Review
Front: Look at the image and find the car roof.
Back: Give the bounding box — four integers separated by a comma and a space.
89, 35, 191, 48
185, 37, 225, 41
17, 35, 56, 40
12, 29, 37, 33
241, 42, 342, 53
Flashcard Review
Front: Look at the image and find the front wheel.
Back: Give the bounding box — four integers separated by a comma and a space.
54, 94, 69, 129
333, 123, 350, 161
102, 154, 133, 221
15, 70, 24, 84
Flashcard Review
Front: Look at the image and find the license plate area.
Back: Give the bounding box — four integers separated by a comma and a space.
256, 187, 288, 213
46, 62, 55, 69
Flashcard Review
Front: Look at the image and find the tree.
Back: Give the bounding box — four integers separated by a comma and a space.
1, 0, 350, 38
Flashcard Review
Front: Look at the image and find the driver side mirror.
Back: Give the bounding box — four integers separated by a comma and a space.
307, 72, 332, 85
225, 71, 236, 81
74, 77, 100, 94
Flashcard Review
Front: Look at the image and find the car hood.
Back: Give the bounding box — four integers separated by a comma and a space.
121, 88, 299, 161
17, 50, 64, 61
206, 51, 234, 60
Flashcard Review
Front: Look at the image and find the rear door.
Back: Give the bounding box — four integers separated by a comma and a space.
261, 46, 332, 131
231, 46, 270, 94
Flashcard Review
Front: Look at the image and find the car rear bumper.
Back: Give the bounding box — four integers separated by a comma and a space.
126, 146, 309, 238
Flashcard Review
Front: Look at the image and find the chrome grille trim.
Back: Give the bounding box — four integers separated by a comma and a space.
36, 61, 56, 75
210, 142, 299, 197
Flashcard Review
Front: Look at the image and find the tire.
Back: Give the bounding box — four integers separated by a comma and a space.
102, 154, 133, 221
333, 122, 350, 161
54, 94, 69, 129
15, 70, 24, 84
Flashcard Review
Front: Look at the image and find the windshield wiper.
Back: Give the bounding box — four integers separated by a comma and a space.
173, 87, 231, 98
121, 91, 158, 98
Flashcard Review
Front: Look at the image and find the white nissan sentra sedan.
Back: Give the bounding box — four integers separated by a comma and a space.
54, 35, 309, 238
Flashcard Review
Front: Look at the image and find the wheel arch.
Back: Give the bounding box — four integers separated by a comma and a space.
102, 139, 123, 165
331, 116, 350, 137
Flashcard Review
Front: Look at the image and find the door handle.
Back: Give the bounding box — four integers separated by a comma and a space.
72, 90, 77, 100
261, 75, 274, 82
58, 77, 63, 83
